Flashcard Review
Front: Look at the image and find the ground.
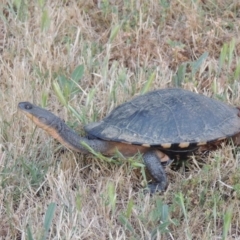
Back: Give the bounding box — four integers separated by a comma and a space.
0, 0, 240, 239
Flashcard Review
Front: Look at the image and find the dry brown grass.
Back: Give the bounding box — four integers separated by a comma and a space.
1, 0, 240, 239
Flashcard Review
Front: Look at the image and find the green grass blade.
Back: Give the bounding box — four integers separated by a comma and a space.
53, 81, 68, 107
26, 225, 34, 240
41, 9, 50, 32
118, 214, 135, 234
141, 71, 156, 94
43, 202, 56, 240
71, 64, 84, 82
191, 52, 208, 76
222, 207, 232, 240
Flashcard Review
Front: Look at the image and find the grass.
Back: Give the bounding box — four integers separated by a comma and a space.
0, 0, 240, 239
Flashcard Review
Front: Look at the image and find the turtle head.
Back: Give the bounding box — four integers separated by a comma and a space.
18, 102, 59, 131
18, 101, 109, 154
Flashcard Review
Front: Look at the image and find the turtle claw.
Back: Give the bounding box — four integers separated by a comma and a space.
146, 183, 167, 194
143, 183, 166, 194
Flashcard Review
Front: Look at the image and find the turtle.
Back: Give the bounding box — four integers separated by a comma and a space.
18, 88, 240, 193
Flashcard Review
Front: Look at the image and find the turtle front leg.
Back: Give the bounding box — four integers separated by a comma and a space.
143, 150, 168, 193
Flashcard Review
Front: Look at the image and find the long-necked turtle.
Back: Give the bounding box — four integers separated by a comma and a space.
18, 88, 240, 193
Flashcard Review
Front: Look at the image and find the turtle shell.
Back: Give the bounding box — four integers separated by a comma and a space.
84, 88, 240, 150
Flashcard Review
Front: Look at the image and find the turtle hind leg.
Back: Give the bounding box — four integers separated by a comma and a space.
143, 150, 168, 193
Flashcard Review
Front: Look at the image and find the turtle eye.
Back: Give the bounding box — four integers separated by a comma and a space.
25, 104, 33, 110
